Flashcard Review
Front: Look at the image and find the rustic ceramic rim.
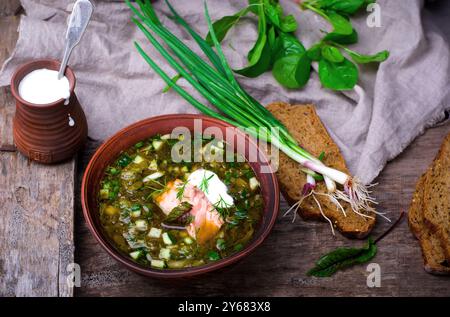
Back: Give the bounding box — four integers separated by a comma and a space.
81, 114, 280, 278
10, 58, 76, 109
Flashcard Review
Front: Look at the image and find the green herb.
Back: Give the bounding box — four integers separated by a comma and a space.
126, 0, 377, 212
176, 181, 187, 200
134, 141, 144, 148
207, 250, 221, 261
234, 210, 248, 220
162, 73, 182, 93
300, 0, 389, 90
234, 243, 244, 252
165, 202, 193, 223
105, 179, 120, 200
205, 6, 252, 45
272, 52, 310, 89
200, 0, 388, 91
243, 169, 254, 179
216, 238, 226, 251
321, 45, 344, 63
118, 154, 132, 167
199, 172, 214, 194
107, 167, 120, 175
308, 211, 405, 277
307, 237, 377, 277
318, 57, 358, 90
318, 151, 325, 161
313, 0, 374, 16
343, 47, 390, 64
234, 2, 272, 78
323, 28, 358, 45
224, 171, 232, 185
131, 204, 141, 211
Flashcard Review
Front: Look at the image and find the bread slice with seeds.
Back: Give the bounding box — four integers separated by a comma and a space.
422, 133, 450, 261
266, 102, 376, 239
408, 167, 450, 275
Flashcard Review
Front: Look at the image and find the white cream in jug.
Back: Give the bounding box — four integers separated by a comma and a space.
18, 69, 70, 105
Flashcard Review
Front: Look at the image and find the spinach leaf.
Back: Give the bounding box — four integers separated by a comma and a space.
268, 25, 277, 51
274, 32, 305, 60
235, 3, 272, 77
235, 41, 272, 77
307, 237, 377, 277
318, 57, 358, 90
317, 0, 367, 15
323, 28, 358, 44
321, 44, 344, 63
205, 7, 252, 45
280, 14, 298, 33
344, 47, 390, 63
248, 0, 262, 14
263, 0, 297, 33
326, 10, 353, 35
306, 43, 322, 61
272, 52, 311, 89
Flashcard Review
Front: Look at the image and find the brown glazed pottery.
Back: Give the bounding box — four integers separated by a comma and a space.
10, 59, 87, 164
82, 114, 280, 278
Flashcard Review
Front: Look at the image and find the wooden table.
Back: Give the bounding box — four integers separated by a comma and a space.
1, 2, 449, 297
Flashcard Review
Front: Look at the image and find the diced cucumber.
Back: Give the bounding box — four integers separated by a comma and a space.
151, 259, 166, 268
184, 237, 194, 245
159, 248, 171, 260
249, 177, 260, 190
135, 220, 148, 231
129, 250, 142, 260
181, 166, 189, 173
162, 232, 174, 245
142, 171, 164, 182
148, 159, 158, 170
133, 155, 145, 164
148, 227, 162, 238
152, 140, 164, 150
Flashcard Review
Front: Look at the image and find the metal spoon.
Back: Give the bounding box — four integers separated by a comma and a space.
58, 0, 94, 79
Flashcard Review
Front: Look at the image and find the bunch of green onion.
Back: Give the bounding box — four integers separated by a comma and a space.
125, 0, 377, 216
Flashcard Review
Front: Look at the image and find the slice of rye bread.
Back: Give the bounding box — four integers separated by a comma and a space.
266, 102, 376, 239
422, 133, 450, 261
408, 171, 450, 275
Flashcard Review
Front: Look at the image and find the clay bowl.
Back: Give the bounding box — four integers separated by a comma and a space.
82, 114, 279, 278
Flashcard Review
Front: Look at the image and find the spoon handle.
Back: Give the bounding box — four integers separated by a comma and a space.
58, 0, 94, 79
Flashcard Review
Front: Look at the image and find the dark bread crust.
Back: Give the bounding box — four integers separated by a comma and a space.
267, 102, 376, 239
408, 163, 450, 275
422, 133, 450, 261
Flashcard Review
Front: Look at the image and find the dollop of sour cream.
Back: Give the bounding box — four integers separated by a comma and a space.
187, 169, 234, 208
18, 68, 70, 105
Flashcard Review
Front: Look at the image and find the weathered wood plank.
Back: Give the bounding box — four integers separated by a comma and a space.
0, 0, 21, 17
74, 123, 450, 297
0, 12, 76, 296
0, 152, 75, 296
0, 16, 19, 148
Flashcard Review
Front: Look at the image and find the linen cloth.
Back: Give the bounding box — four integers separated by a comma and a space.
1, 0, 449, 183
